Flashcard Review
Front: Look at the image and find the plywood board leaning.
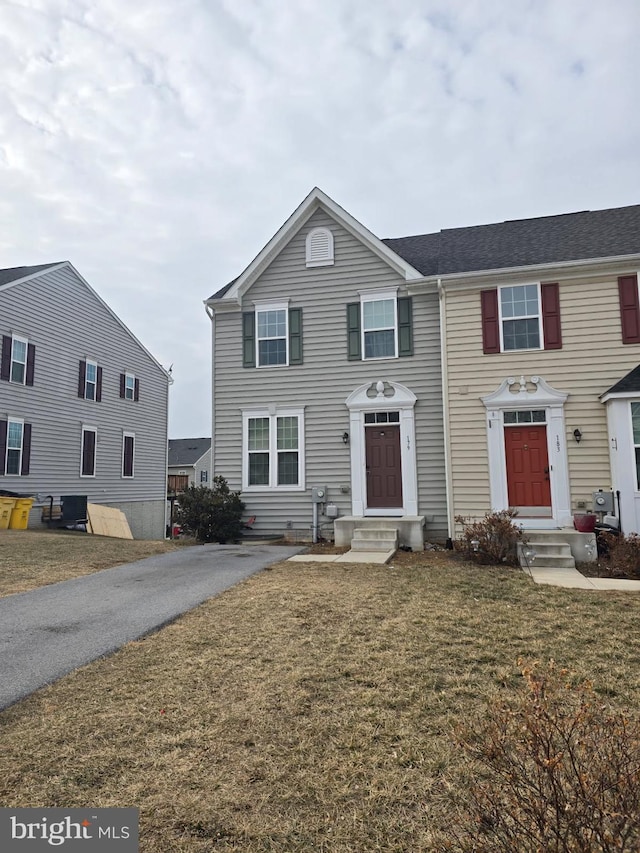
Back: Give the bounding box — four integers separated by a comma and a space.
87, 503, 134, 539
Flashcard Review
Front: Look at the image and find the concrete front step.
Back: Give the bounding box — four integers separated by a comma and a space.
351, 528, 398, 552
524, 538, 576, 569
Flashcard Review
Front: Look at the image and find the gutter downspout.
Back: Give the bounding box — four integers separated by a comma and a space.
164, 368, 174, 538
438, 279, 455, 541
205, 303, 215, 479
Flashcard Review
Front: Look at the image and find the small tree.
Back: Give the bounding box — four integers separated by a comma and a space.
178, 477, 245, 543
455, 509, 526, 566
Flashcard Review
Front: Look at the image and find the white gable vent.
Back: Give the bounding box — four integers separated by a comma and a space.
306, 227, 334, 267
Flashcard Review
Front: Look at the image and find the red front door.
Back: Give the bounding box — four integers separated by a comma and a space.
366, 425, 403, 509
504, 425, 551, 510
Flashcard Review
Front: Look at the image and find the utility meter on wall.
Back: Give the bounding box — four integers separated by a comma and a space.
312, 486, 327, 503
592, 490, 614, 514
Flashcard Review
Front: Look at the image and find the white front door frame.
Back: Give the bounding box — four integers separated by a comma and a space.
481, 375, 572, 529
346, 380, 418, 517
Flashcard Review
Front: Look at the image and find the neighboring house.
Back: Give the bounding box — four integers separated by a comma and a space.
0, 262, 171, 539
167, 438, 212, 492
205, 188, 448, 548
401, 204, 640, 544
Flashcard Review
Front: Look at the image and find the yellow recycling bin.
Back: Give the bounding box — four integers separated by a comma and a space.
0, 498, 16, 530
8, 498, 34, 530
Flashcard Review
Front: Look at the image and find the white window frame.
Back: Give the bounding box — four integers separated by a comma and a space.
498, 283, 542, 352
85, 359, 98, 401
305, 227, 334, 267
124, 372, 136, 400
5, 418, 24, 476
10, 335, 28, 385
241, 406, 305, 492
80, 425, 97, 478
122, 431, 135, 478
254, 301, 289, 368
359, 288, 398, 361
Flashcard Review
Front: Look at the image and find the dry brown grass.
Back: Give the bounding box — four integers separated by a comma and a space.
1, 549, 639, 851
0, 529, 184, 596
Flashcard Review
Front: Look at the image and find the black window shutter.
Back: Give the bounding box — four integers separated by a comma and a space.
481, 289, 501, 354
119, 373, 126, 398
289, 307, 303, 365
82, 430, 96, 476
96, 367, 103, 402
242, 312, 256, 368
619, 275, 640, 344
78, 360, 86, 398
134, 378, 140, 402
347, 303, 361, 360
541, 282, 562, 350
25, 344, 35, 386
398, 297, 413, 357
0, 420, 6, 475
1, 336, 11, 382
21, 423, 31, 475
123, 435, 134, 477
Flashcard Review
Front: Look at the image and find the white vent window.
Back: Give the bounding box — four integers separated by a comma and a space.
306, 227, 334, 267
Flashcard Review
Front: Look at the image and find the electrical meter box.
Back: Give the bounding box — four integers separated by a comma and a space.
325, 503, 339, 519
311, 486, 327, 503
592, 490, 614, 514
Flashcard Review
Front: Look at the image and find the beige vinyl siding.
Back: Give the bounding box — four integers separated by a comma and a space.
0, 265, 169, 538
213, 209, 447, 540
445, 273, 639, 520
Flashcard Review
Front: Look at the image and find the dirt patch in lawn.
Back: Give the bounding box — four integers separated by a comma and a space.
0, 552, 638, 851
0, 529, 188, 597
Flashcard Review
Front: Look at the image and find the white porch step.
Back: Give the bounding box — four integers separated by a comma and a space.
351, 527, 398, 552
524, 538, 576, 570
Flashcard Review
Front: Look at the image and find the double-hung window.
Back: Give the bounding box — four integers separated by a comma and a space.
122, 432, 135, 478
347, 291, 413, 361
256, 302, 288, 367
81, 426, 97, 477
362, 296, 397, 359
6, 419, 24, 475
499, 284, 541, 350
120, 372, 139, 401
10, 337, 27, 384
243, 407, 305, 490
1, 335, 35, 385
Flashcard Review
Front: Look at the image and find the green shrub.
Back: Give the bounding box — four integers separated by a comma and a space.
441, 661, 640, 852
178, 477, 245, 544
454, 510, 526, 566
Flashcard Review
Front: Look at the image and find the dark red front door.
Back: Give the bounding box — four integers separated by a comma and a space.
366, 425, 403, 508
505, 425, 551, 509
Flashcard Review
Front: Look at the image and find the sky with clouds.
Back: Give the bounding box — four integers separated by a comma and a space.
1, 0, 638, 437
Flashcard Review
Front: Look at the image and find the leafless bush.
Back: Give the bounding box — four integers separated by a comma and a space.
454, 510, 526, 566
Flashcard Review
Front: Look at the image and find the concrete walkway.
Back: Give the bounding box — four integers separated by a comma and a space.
525, 565, 640, 590
0, 542, 301, 711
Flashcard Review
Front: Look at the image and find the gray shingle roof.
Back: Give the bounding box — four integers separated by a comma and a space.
209, 203, 640, 298
0, 263, 63, 287
604, 364, 640, 396
168, 438, 211, 466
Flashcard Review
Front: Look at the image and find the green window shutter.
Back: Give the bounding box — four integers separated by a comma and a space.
398, 296, 413, 357
289, 307, 303, 365
242, 312, 255, 368
347, 302, 361, 360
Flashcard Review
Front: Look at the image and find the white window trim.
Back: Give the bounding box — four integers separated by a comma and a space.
306, 227, 334, 267
80, 424, 97, 478
498, 282, 543, 353
10, 335, 28, 385
254, 300, 290, 368
124, 372, 136, 400
122, 431, 135, 478
241, 405, 305, 492
85, 359, 98, 401
5, 417, 24, 476
359, 288, 399, 361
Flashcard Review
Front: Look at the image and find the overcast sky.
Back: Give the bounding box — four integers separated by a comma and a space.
1, 0, 638, 437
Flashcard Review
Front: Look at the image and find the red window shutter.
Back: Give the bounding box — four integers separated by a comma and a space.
481, 289, 500, 353
619, 275, 640, 344
541, 282, 562, 350
96, 367, 103, 402
21, 423, 31, 475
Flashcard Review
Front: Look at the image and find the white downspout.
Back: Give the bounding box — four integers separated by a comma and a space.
438, 279, 455, 541
205, 303, 215, 478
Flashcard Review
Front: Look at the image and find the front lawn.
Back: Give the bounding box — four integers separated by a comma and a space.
0, 552, 638, 850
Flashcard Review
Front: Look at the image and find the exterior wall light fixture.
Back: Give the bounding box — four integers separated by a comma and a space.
573, 428, 583, 443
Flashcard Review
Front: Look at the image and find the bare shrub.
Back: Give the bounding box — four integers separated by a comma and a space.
441, 661, 640, 852
454, 510, 526, 566
598, 531, 640, 579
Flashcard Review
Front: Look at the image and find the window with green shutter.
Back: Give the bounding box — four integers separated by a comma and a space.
346, 294, 412, 361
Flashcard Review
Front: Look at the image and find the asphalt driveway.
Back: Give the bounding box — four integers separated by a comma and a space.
0, 542, 301, 711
